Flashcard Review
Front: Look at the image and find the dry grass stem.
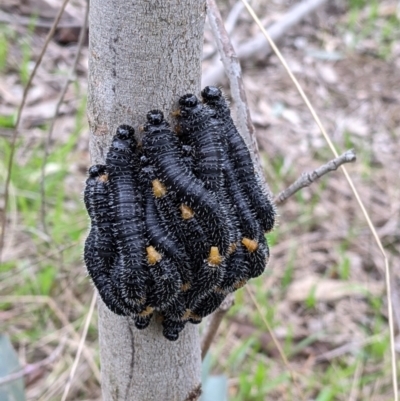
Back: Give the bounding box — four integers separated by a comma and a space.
240, 1, 398, 399
0, 0, 72, 260
348, 360, 363, 401
60, 291, 97, 401
0, 295, 101, 382
39, 0, 89, 234
246, 286, 305, 401
2, 0, 398, 399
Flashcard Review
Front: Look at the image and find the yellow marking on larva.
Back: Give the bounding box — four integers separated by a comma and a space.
214, 287, 228, 295
146, 246, 162, 265
139, 306, 154, 317
174, 124, 182, 135
233, 280, 247, 290
152, 179, 167, 198
228, 242, 237, 254
181, 282, 191, 292
98, 174, 109, 183
208, 246, 222, 266
180, 204, 194, 220
171, 109, 181, 117
190, 312, 201, 322
182, 310, 201, 322
242, 237, 259, 253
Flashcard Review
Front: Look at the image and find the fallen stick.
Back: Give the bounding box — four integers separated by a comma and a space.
202, 0, 328, 86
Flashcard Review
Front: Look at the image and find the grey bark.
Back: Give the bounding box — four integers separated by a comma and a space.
87, 1, 206, 400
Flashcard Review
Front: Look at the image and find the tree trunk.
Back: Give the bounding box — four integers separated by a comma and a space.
87, 1, 206, 400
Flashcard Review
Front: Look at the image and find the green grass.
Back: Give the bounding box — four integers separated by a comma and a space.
1, 2, 398, 400
19, 16, 37, 85
345, 0, 400, 60
0, 86, 88, 300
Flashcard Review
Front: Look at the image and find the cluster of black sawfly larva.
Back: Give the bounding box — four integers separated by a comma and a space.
83, 86, 276, 341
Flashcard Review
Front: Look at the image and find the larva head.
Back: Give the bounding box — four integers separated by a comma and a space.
177, 93, 202, 118
146, 109, 164, 125
201, 86, 222, 101
201, 86, 228, 113
88, 164, 107, 178
179, 93, 198, 108
134, 316, 152, 330
142, 109, 170, 134
116, 124, 135, 140
112, 124, 137, 153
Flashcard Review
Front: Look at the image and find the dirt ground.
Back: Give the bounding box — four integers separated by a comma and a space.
0, 0, 399, 400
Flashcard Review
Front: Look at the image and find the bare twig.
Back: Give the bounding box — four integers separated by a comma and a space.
60, 291, 97, 401
0, 0, 72, 261
241, 2, 398, 399
202, 0, 328, 86
203, 2, 243, 61
40, 0, 89, 234
206, 0, 262, 174
201, 147, 353, 357
274, 149, 357, 205
0, 340, 65, 386
201, 294, 234, 360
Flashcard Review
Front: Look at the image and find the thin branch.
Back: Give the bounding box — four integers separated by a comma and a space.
203, 2, 243, 61
200, 0, 262, 359
202, 1, 356, 380
60, 291, 97, 401
0, 0, 72, 261
200, 149, 357, 358
201, 294, 234, 360
40, 0, 89, 234
202, 0, 328, 86
204, 0, 313, 364
0, 341, 65, 386
274, 149, 357, 205
206, 0, 260, 168
202, 0, 327, 365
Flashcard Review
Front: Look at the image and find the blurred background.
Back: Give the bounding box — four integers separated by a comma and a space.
0, 0, 399, 399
